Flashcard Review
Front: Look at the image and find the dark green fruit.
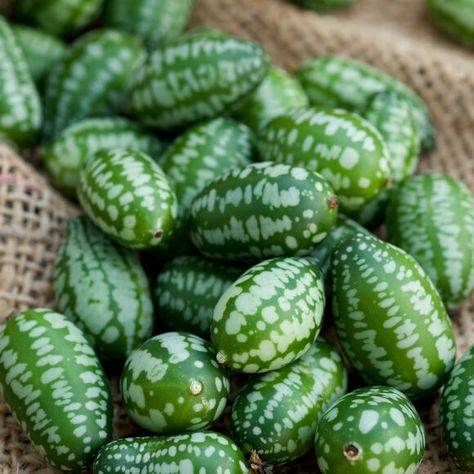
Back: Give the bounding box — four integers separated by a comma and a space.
290, 0, 356, 12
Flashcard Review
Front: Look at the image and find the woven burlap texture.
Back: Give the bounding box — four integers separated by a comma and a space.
1, 0, 474, 471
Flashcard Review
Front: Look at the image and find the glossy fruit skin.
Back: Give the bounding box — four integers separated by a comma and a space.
290, 0, 356, 12
43, 29, 145, 141
77, 148, 177, 250
387, 174, 474, 309
296, 55, 435, 151
234, 66, 309, 132
440, 345, 474, 469
43, 117, 164, 196
154, 255, 243, 339
332, 233, 456, 400
0, 16, 41, 148
0, 309, 113, 471
120, 332, 230, 434
159, 118, 255, 256
14, 0, 103, 37
258, 107, 391, 213
211, 257, 325, 374
93, 432, 249, 474
11, 24, 66, 86
428, 0, 474, 47
54, 216, 154, 360
315, 386, 425, 474
130, 34, 269, 131
103, 0, 193, 48
230, 338, 347, 465
190, 162, 338, 260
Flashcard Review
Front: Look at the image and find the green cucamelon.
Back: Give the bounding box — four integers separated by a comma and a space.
230, 338, 347, 465
332, 233, 456, 399
154, 255, 243, 339
258, 107, 391, 213
54, 216, 154, 360
315, 386, 425, 473
211, 257, 325, 373
387, 174, 474, 309
0, 309, 113, 471
428, 0, 474, 48
93, 432, 249, 474
290, 0, 356, 12
0, 16, 41, 148
440, 344, 474, 469
120, 332, 229, 434
234, 66, 309, 133
130, 33, 269, 130
12, 24, 66, 86
43, 117, 165, 195
43, 29, 145, 141
77, 148, 177, 250
14, 0, 103, 37
296, 55, 435, 150
190, 162, 338, 260
103, 0, 194, 48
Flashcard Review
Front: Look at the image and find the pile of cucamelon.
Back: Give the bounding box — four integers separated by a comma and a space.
0, 0, 473, 473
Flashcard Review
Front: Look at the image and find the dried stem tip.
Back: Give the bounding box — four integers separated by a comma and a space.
327, 195, 339, 209
344, 442, 361, 461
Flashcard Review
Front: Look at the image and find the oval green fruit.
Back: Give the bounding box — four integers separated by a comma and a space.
387, 174, 474, 309
290, 0, 356, 12
332, 233, 456, 399
0, 16, 41, 148
258, 107, 391, 213
190, 162, 339, 260
54, 216, 154, 360
120, 332, 229, 434
315, 386, 425, 473
77, 148, 177, 250
130, 33, 269, 130
154, 255, 243, 339
234, 66, 309, 133
43, 29, 145, 141
211, 256, 325, 373
0, 308, 113, 471
93, 432, 248, 474
103, 0, 193, 48
230, 338, 347, 465
440, 344, 474, 469
296, 55, 435, 151
43, 117, 164, 195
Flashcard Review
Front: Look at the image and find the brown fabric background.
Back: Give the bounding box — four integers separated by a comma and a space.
1, 0, 474, 471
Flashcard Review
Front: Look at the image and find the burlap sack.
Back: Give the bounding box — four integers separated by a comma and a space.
1, 0, 474, 471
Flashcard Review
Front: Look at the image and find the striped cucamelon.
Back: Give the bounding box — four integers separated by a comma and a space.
0, 309, 113, 471
103, 0, 194, 48
120, 332, 229, 434
130, 33, 269, 130
211, 257, 325, 373
258, 107, 391, 213
93, 432, 249, 474
43, 29, 145, 141
43, 117, 165, 195
153, 255, 243, 339
12, 24, 66, 86
290, 0, 356, 12
440, 344, 474, 469
234, 66, 309, 132
296, 55, 435, 150
190, 162, 339, 260
159, 118, 255, 256
14, 0, 103, 37
230, 338, 347, 465
53, 216, 154, 360
387, 174, 474, 309
332, 233, 456, 399
315, 386, 425, 473
77, 148, 177, 250
0, 16, 41, 148
428, 0, 474, 48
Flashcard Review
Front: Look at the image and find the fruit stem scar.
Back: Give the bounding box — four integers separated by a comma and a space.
327, 195, 339, 209
216, 352, 227, 364
344, 443, 361, 461
386, 176, 394, 190
154, 229, 163, 239
189, 380, 203, 395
